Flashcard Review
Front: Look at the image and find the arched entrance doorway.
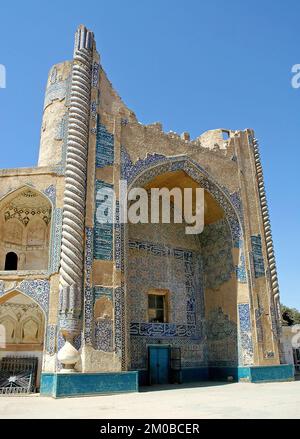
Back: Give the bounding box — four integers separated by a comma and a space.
125, 161, 242, 385
0, 291, 45, 394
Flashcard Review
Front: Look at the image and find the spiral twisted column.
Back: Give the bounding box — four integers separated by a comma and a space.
57, 25, 94, 370
252, 138, 281, 331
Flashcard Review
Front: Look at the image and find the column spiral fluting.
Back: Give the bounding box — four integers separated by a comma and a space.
57, 26, 94, 368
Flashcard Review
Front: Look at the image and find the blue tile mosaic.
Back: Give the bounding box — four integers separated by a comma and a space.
54, 113, 68, 141
45, 324, 57, 356
94, 319, 113, 352
238, 303, 254, 365
128, 236, 206, 369
18, 279, 50, 315
130, 322, 196, 337
235, 251, 247, 283
93, 180, 113, 260
114, 286, 125, 365
84, 227, 93, 344
96, 119, 114, 168
114, 201, 122, 270
251, 235, 265, 278
44, 79, 68, 109
92, 62, 100, 88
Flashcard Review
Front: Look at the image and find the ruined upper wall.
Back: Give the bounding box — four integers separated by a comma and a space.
99, 67, 137, 122
38, 61, 72, 167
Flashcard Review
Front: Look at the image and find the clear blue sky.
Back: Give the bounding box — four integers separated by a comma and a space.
0, 0, 299, 308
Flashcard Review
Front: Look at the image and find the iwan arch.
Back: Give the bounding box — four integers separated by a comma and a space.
0, 25, 293, 397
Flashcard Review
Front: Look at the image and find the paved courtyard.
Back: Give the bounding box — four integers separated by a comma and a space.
0, 381, 300, 419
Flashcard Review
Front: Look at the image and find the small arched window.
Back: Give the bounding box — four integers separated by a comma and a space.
4, 252, 18, 270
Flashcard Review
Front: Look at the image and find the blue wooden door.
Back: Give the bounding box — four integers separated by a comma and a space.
149, 346, 170, 384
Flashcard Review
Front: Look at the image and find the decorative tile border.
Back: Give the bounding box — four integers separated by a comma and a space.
84, 227, 94, 344
49, 207, 62, 273
96, 119, 114, 168
43, 185, 56, 204
93, 180, 113, 260
238, 303, 254, 365
235, 251, 247, 283
92, 62, 100, 88
251, 235, 265, 278
114, 286, 125, 366
114, 201, 122, 270
45, 324, 57, 356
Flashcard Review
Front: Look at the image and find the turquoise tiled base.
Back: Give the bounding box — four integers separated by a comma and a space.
138, 365, 294, 385
40, 371, 138, 398
209, 364, 294, 382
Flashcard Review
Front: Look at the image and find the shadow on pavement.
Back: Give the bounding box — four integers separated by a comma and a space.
139, 381, 234, 392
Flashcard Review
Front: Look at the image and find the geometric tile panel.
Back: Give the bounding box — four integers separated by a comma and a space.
84, 227, 94, 344
238, 303, 254, 365
93, 180, 113, 260
18, 279, 50, 315
235, 250, 247, 283
45, 324, 57, 356
114, 286, 125, 366
251, 235, 265, 278
128, 236, 205, 370
92, 62, 100, 88
94, 319, 113, 352
49, 207, 62, 273
96, 119, 114, 168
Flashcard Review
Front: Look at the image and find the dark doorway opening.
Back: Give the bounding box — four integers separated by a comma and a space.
4, 252, 18, 270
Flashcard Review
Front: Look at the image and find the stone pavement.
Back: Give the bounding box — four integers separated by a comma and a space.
0, 381, 299, 419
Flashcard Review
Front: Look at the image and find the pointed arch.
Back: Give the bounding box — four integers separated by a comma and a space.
126, 155, 244, 249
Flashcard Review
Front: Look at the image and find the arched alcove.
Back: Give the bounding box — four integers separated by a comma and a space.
0, 291, 46, 392
0, 187, 52, 271
125, 163, 241, 383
